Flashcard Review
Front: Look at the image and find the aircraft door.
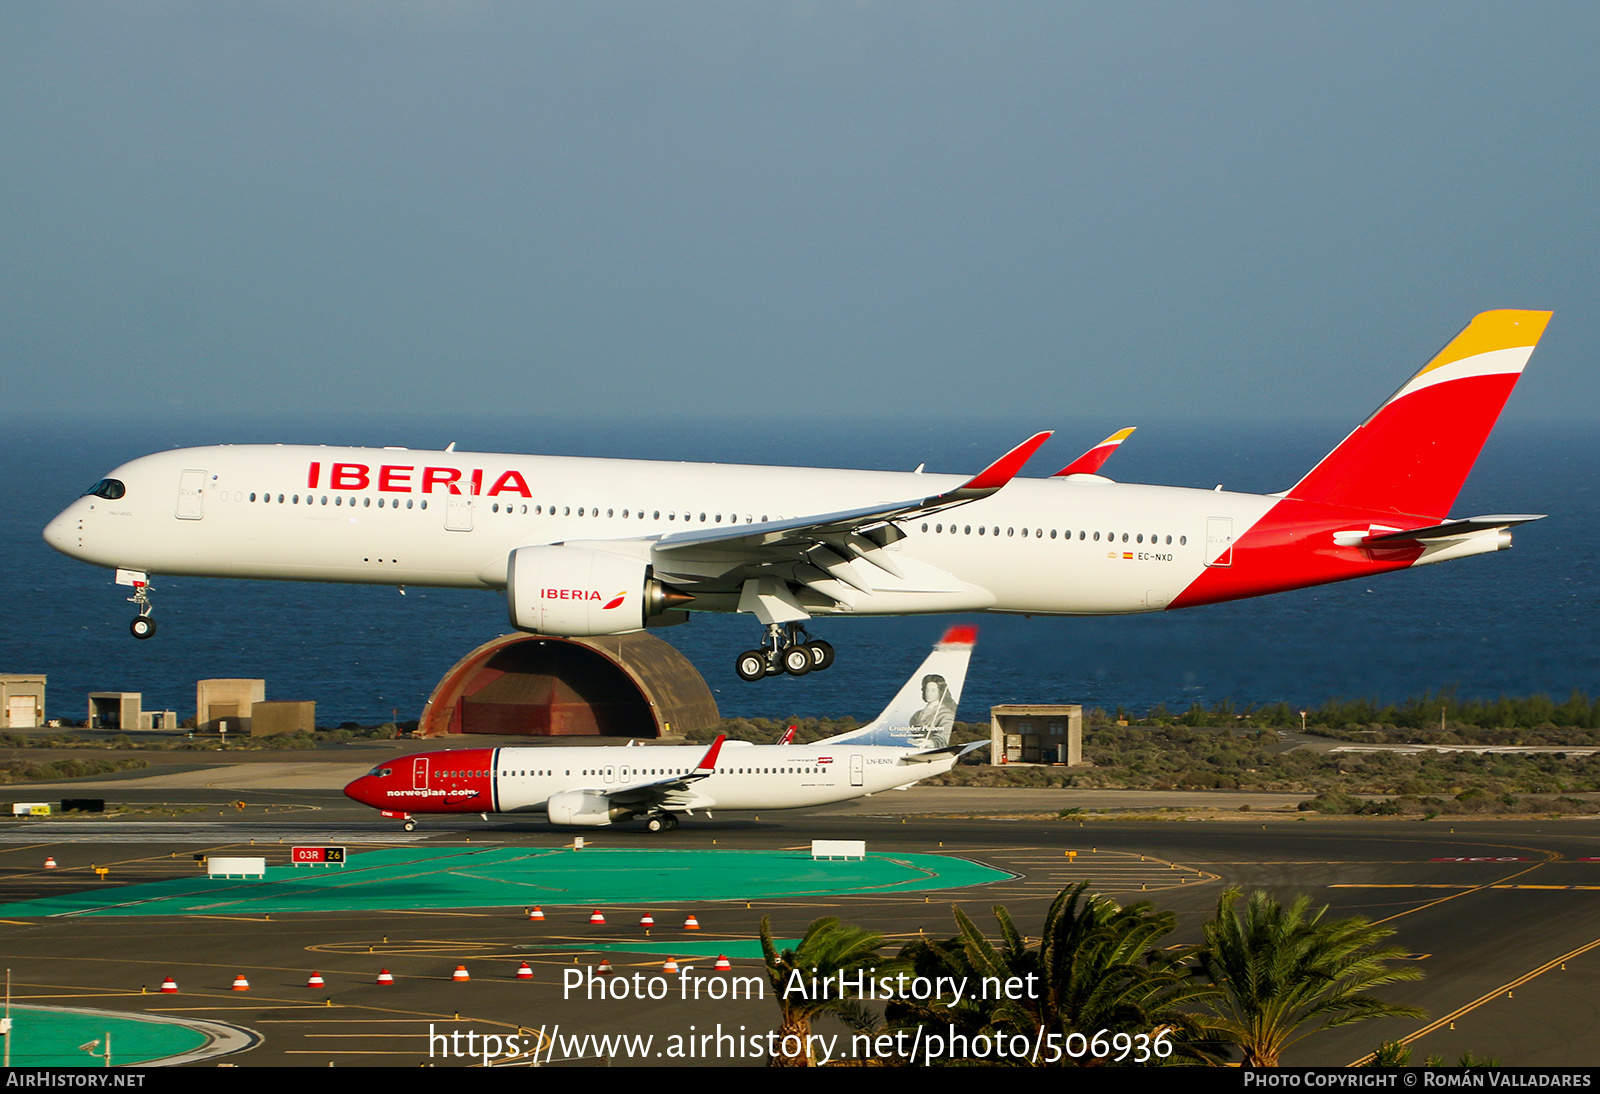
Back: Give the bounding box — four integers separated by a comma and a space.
445, 498, 474, 532
603, 765, 615, 784
176, 470, 207, 520
1205, 517, 1234, 567
619, 765, 632, 784
412, 756, 429, 791
850, 754, 864, 787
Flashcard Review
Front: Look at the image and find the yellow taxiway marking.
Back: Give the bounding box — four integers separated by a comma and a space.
1350, 935, 1600, 1066
1333, 884, 1600, 892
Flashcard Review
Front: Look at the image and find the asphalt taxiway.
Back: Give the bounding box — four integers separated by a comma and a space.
0, 755, 1597, 1067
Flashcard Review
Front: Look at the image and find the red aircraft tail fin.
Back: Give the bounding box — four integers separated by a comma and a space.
1285, 310, 1551, 519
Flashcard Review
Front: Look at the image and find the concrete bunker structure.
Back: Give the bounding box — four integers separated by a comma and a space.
417, 633, 719, 739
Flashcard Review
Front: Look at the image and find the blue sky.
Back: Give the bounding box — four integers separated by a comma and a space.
4, 2, 1597, 429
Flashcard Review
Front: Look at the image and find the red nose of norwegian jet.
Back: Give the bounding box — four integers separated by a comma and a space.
344, 773, 380, 808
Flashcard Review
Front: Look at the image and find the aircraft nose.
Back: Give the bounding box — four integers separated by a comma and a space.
42, 506, 78, 556
343, 776, 374, 806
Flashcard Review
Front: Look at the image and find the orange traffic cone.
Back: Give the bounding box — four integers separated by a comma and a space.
376, 969, 395, 986
589, 910, 605, 924
596, 958, 614, 976
640, 914, 654, 928
43, 857, 57, 869
713, 955, 731, 971
230, 974, 250, 991
662, 957, 679, 973
452, 965, 470, 982
684, 914, 701, 930
528, 906, 545, 921
159, 976, 178, 993
307, 971, 325, 988
515, 962, 533, 980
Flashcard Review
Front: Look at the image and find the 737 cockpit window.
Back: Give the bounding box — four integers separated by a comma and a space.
83, 479, 125, 500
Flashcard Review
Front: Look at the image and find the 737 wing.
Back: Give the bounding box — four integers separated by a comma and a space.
591, 735, 725, 814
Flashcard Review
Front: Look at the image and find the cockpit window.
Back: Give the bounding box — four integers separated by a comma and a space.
364, 766, 392, 778
83, 479, 125, 500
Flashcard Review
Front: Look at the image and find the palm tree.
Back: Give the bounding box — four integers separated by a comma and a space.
966, 882, 1219, 1064
759, 914, 900, 1066
893, 883, 1220, 1065
1198, 886, 1424, 1066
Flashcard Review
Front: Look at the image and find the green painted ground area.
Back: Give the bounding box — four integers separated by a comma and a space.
1, 1005, 208, 1067
0, 848, 1010, 918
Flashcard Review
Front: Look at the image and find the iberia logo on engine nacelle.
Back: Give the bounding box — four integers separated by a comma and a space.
541, 589, 628, 610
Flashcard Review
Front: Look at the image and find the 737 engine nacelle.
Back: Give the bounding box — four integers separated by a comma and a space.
506, 545, 691, 637
545, 789, 629, 827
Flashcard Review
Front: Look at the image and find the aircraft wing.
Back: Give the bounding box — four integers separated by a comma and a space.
650, 432, 1052, 559
585, 735, 725, 812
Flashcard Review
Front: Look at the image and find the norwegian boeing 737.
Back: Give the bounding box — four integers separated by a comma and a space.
343, 627, 976, 831
44, 310, 1550, 681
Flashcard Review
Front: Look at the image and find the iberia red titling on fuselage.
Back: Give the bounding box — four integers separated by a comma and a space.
44, 311, 1550, 681
342, 627, 978, 832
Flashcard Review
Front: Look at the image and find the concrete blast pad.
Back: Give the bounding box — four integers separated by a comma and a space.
0, 848, 1013, 917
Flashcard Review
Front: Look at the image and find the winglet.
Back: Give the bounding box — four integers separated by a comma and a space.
1053, 427, 1135, 477
937, 624, 978, 647
778, 726, 796, 746
964, 431, 1052, 490
924, 431, 1052, 505
694, 735, 726, 774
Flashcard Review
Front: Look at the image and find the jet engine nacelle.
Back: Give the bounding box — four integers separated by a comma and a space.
506, 545, 690, 636
545, 789, 628, 827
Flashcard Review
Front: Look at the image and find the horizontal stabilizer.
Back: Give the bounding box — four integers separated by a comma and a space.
1357, 514, 1544, 545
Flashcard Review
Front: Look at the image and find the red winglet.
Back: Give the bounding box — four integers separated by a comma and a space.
696, 735, 726, 773
938, 625, 978, 647
962, 431, 1052, 492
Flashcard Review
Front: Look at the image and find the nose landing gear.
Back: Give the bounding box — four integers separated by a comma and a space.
121, 572, 157, 640
734, 623, 835, 682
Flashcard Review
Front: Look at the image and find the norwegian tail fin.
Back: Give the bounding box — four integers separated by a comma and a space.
815, 626, 975, 750
1285, 310, 1551, 519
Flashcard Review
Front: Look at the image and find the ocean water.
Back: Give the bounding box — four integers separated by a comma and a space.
2, 414, 1595, 726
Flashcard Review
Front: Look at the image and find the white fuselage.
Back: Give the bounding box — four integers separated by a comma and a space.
46, 443, 1274, 617
346, 740, 958, 819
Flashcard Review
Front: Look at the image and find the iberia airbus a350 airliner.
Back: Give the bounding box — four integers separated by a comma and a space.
44, 310, 1550, 681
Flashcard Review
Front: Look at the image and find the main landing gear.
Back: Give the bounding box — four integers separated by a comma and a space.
735, 623, 836, 682
126, 578, 157, 640
643, 812, 679, 833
